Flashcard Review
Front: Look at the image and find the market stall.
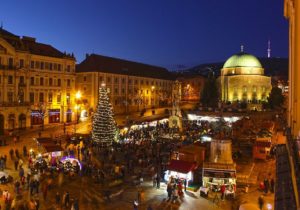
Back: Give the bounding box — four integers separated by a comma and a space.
165, 159, 197, 187
201, 162, 236, 197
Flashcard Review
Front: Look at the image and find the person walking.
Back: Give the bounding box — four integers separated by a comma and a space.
258, 195, 264, 210
156, 175, 160, 189
183, 179, 187, 192
55, 192, 60, 206
270, 178, 275, 193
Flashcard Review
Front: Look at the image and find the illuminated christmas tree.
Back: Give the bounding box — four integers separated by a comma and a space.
92, 83, 116, 146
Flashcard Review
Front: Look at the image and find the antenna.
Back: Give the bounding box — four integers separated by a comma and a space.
267, 40, 271, 58
240, 44, 244, 53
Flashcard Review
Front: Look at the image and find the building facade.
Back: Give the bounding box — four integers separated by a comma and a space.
285, 0, 300, 138
219, 52, 272, 107
177, 75, 205, 102
76, 54, 174, 115
0, 28, 76, 134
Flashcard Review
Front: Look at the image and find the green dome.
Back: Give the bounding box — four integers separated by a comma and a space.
223, 53, 262, 68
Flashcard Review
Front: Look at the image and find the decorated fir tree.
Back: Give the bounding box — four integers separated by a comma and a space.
92, 83, 116, 146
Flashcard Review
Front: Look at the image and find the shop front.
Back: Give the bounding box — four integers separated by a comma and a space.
31, 111, 43, 126
201, 163, 236, 197
49, 109, 60, 123
165, 159, 196, 187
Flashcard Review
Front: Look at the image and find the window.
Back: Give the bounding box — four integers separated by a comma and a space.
49, 78, 53, 86
0, 76, 1, 83
84, 76, 87, 82
122, 88, 125, 94
114, 88, 118, 94
135, 80, 138, 85
45, 62, 49, 69
54, 63, 57, 70
107, 77, 111, 83
243, 86, 247, 93
146, 81, 149, 85
67, 65, 71, 72
141, 80, 144, 85
30, 92, 34, 103
99, 76, 103, 82
67, 79, 70, 87
115, 100, 118, 105
57, 94, 61, 103
122, 78, 125, 84
49, 63, 53, 70
48, 93, 53, 103
19, 76, 24, 84
30, 77, 34, 85
7, 92, 13, 103
8, 58, 13, 69
39, 92, 44, 102
128, 79, 132, 84
19, 59, 24, 68
35, 61, 40, 69
40, 62, 44, 70
57, 79, 61, 86
40, 77, 44, 86
8, 75, 13, 84
66, 93, 70, 104
114, 78, 118, 83
31, 61, 34, 69
58, 64, 61, 71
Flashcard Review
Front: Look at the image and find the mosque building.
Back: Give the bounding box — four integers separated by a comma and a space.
219, 47, 272, 110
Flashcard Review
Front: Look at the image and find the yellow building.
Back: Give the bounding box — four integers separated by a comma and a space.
219, 52, 272, 109
76, 54, 174, 115
285, 0, 300, 137
0, 27, 76, 134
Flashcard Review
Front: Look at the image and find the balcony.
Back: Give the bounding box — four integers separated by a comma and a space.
0, 101, 31, 107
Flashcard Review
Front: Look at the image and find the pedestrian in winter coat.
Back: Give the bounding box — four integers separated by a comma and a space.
55, 192, 60, 205
258, 195, 264, 210
270, 178, 275, 193
14, 160, 18, 171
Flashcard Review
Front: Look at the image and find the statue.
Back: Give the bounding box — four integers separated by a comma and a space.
169, 81, 182, 131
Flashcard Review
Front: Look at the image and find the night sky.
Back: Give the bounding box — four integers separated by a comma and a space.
0, 0, 288, 69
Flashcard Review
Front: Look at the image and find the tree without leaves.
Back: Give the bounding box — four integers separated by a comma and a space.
200, 72, 219, 108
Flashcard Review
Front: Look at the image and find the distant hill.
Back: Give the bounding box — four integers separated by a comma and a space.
176, 57, 288, 80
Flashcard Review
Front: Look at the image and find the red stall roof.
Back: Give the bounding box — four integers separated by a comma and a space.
167, 160, 196, 174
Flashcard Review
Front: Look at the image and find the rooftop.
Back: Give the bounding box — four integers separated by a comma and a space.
76, 54, 174, 80
0, 27, 74, 59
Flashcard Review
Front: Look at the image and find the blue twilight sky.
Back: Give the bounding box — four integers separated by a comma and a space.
0, 0, 288, 69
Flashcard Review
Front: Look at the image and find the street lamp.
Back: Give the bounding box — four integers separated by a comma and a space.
74, 91, 82, 134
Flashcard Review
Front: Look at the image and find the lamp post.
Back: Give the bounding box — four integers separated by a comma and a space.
74, 91, 82, 133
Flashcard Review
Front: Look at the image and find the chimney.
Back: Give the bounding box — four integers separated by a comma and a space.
86, 53, 90, 59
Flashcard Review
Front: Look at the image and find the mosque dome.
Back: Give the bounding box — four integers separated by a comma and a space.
223, 52, 262, 68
